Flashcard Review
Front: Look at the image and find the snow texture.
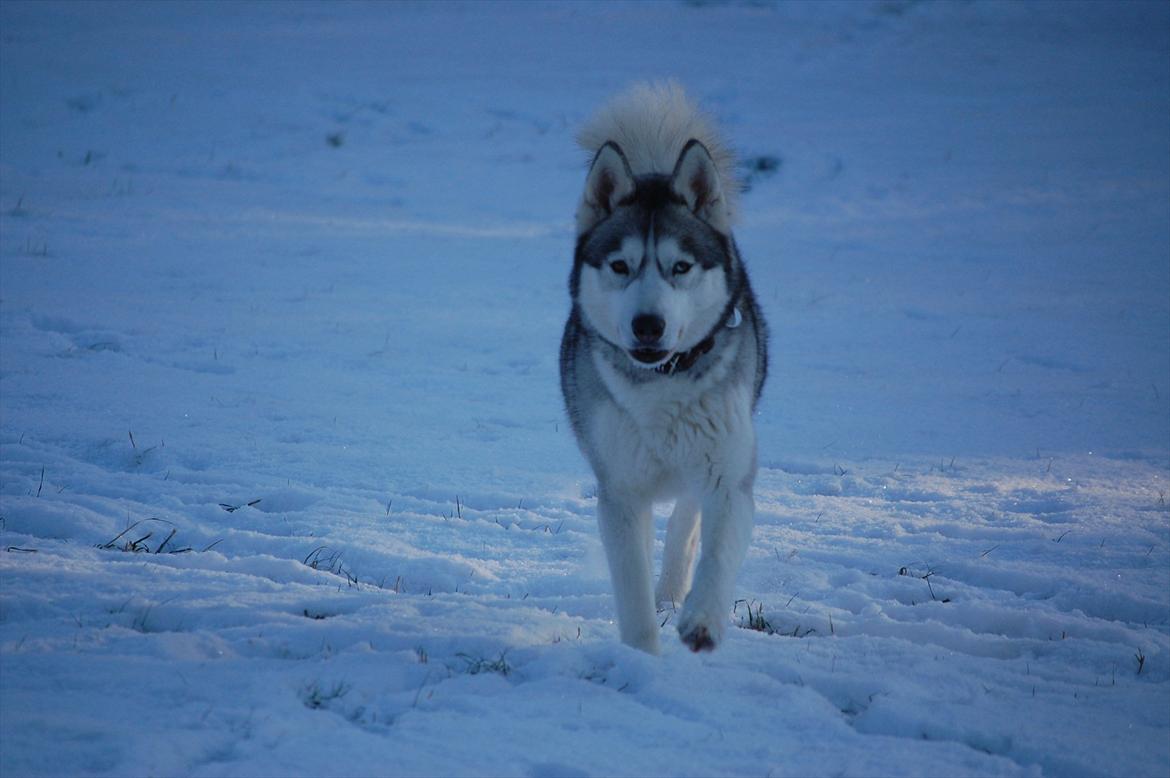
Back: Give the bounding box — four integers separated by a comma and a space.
1, 1, 1168, 776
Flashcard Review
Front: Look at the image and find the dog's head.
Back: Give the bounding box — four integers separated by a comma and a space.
571, 140, 737, 370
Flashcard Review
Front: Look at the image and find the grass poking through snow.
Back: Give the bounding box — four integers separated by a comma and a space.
96, 518, 219, 554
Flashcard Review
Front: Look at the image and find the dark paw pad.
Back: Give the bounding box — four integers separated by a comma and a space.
681, 625, 716, 652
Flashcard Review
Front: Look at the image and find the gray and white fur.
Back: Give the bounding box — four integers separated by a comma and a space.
560, 82, 768, 654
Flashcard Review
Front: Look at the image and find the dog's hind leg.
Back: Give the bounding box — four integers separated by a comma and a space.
656, 496, 701, 610
597, 490, 659, 654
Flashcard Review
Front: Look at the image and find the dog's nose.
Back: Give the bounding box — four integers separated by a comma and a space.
632, 314, 666, 344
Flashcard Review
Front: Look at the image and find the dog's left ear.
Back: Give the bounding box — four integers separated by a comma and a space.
670, 139, 729, 234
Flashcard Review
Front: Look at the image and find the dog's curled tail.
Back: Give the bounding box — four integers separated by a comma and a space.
576, 81, 738, 223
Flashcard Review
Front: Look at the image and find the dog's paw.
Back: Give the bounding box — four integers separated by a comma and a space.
676, 604, 725, 652
623, 629, 661, 656
679, 624, 717, 652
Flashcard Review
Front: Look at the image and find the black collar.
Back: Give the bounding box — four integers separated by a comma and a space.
654, 299, 743, 376
655, 334, 716, 375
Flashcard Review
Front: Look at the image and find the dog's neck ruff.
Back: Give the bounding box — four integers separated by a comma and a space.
655, 307, 742, 376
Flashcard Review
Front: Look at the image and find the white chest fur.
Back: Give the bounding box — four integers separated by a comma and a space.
588, 345, 755, 499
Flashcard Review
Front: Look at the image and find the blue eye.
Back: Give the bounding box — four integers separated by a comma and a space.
672, 261, 693, 275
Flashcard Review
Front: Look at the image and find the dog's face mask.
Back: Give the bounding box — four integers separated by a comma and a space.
574, 141, 734, 369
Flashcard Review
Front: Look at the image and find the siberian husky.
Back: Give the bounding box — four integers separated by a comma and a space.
560, 83, 768, 654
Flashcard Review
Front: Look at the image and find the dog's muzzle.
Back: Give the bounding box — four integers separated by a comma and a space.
628, 314, 669, 365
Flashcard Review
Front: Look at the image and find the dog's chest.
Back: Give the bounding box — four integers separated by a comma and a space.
591, 351, 752, 486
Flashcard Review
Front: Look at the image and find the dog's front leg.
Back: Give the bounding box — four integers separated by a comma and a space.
597, 490, 659, 654
677, 476, 755, 652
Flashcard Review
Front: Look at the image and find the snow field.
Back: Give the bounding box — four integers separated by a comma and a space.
2, 438, 1167, 775
2, 1, 1168, 776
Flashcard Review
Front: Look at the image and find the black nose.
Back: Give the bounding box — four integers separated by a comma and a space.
632, 314, 665, 345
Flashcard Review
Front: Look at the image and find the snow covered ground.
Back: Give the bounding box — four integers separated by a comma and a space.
1, 1, 1168, 775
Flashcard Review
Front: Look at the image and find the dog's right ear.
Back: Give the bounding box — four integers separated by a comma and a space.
577, 142, 635, 234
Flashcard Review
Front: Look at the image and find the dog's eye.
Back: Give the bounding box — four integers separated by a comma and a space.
672, 261, 693, 276
610, 260, 630, 276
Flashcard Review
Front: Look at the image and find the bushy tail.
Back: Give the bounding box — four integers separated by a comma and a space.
577, 81, 738, 222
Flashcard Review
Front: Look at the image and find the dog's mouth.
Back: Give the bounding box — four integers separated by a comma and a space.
628, 347, 670, 365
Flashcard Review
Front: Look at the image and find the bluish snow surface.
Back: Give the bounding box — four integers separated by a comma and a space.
1, 2, 1168, 776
